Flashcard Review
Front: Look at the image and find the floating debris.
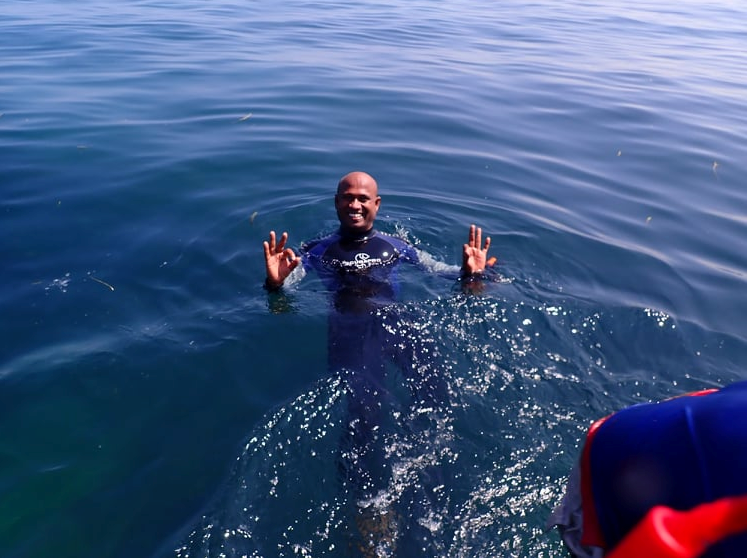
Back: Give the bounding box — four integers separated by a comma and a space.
46, 273, 71, 293
90, 276, 115, 291
646, 216, 652, 224
250, 211, 258, 224
616, 150, 622, 156
238, 112, 253, 122
487, 256, 497, 266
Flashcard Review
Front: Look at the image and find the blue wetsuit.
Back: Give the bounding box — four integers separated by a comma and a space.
300, 228, 445, 499
300, 228, 435, 378
301, 228, 419, 313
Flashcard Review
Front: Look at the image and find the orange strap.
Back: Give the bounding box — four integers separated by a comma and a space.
607, 494, 747, 558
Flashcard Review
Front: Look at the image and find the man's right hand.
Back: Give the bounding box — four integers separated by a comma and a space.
263, 230, 301, 289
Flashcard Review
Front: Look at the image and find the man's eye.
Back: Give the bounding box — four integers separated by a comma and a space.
340, 195, 369, 203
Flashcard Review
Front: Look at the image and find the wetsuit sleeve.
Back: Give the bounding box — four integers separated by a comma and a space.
413, 246, 498, 292
300, 235, 337, 273
413, 248, 461, 277
400, 243, 420, 265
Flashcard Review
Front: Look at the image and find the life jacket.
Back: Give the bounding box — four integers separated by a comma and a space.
579, 381, 747, 558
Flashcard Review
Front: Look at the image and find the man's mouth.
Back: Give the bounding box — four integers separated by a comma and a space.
348, 213, 364, 221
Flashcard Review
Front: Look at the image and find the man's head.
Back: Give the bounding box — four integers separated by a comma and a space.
335, 171, 381, 234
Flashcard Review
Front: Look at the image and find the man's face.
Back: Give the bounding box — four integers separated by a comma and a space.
335, 175, 381, 233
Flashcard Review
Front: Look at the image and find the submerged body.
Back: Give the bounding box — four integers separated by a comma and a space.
301, 227, 445, 497
299, 226, 443, 397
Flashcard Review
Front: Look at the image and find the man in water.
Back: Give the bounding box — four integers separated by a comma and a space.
263, 169, 494, 384
261, 171, 493, 554
263, 170, 493, 377
263, 170, 493, 293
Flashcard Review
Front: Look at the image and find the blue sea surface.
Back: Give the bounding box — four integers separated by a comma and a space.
2, 0, 746, 556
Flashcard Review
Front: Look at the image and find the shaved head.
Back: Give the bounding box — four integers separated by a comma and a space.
337, 171, 378, 196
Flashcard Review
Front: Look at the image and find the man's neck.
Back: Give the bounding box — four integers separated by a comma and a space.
339, 226, 376, 243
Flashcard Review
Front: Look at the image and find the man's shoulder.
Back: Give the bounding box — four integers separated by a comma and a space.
374, 231, 418, 261
374, 231, 406, 246
301, 231, 341, 255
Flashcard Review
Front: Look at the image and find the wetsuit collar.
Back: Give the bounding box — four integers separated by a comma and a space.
338, 226, 377, 243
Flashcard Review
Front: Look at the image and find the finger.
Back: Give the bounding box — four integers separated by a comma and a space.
468, 224, 476, 246
475, 227, 482, 250
276, 231, 289, 253
268, 230, 277, 251
263, 240, 271, 260
483, 236, 491, 252
283, 248, 297, 262
286, 251, 300, 271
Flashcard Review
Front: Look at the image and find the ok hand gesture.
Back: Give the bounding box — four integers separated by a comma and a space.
263, 231, 301, 289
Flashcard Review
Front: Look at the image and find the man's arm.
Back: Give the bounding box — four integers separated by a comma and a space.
263, 230, 301, 290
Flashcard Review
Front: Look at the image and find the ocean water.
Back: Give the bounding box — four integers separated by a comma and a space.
2, 0, 746, 556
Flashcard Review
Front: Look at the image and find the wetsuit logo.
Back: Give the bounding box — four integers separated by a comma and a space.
353, 252, 383, 270
313, 233, 400, 273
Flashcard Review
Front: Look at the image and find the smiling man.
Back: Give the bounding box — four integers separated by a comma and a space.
263, 170, 492, 295
261, 168, 495, 383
